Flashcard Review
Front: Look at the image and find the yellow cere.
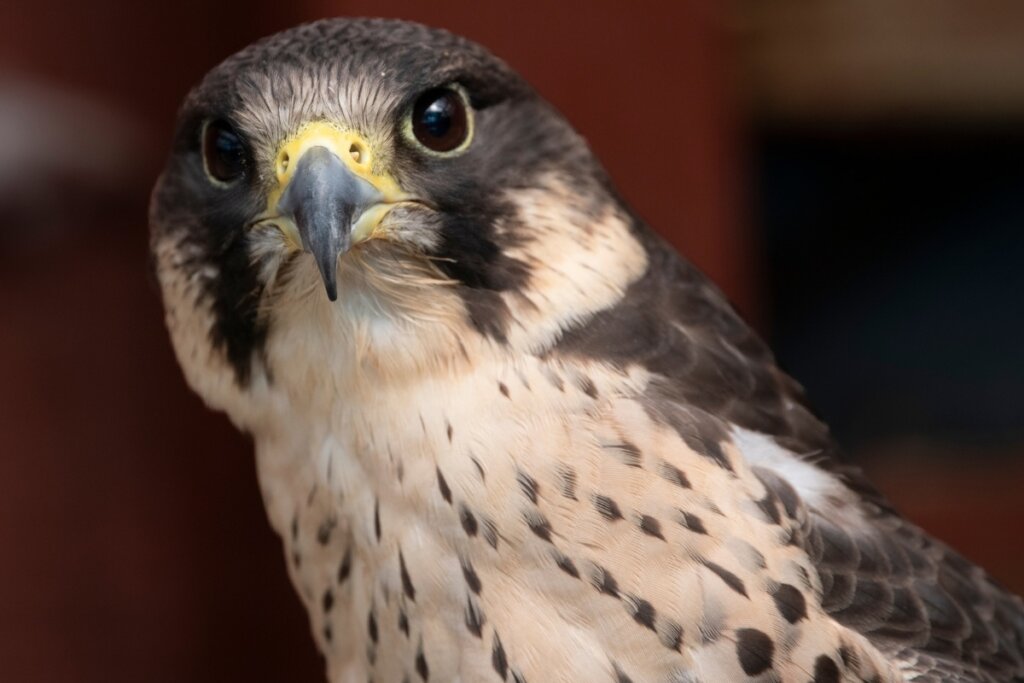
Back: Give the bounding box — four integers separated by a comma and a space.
265, 121, 409, 243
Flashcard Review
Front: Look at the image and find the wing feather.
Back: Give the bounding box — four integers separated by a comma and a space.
551, 221, 1024, 679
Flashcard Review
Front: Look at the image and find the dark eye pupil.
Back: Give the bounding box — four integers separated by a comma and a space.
412, 88, 468, 152
422, 99, 454, 137
203, 120, 247, 182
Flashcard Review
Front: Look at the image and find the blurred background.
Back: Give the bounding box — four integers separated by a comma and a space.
1, 1, 1022, 681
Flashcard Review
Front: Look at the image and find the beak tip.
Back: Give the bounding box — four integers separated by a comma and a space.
308, 244, 340, 301
320, 269, 339, 301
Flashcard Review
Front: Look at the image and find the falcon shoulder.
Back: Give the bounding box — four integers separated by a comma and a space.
548, 221, 1024, 682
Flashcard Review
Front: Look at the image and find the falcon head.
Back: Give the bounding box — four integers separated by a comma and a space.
151, 18, 647, 418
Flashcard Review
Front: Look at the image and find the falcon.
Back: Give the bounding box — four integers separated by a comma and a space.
150, 18, 1024, 683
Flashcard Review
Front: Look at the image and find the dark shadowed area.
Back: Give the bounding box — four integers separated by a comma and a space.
1, 1, 1022, 681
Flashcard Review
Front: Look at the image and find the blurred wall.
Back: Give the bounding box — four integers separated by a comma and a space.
737, 0, 1024, 592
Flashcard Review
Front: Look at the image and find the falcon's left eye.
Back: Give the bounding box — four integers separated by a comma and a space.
202, 120, 248, 184
410, 87, 471, 153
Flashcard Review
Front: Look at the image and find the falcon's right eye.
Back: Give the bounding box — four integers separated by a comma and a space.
202, 120, 248, 184
410, 87, 471, 154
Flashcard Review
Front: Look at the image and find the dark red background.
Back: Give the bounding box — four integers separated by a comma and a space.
1, 2, 1020, 682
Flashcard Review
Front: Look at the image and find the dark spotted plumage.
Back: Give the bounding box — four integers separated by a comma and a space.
591, 565, 621, 598
814, 654, 841, 683
658, 462, 691, 489
659, 620, 684, 653
458, 504, 478, 536
415, 642, 429, 681
480, 517, 499, 550
594, 494, 623, 521
465, 597, 485, 638
557, 465, 578, 500
524, 512, 553, 542
626, 595, 657, 631
316, 515, 336, 544
602, 441, 643, 468
399, 551, 415, 601
735, 628, 774, 676
703, 561, 748, 598
337, 548, 352, 583
461, 557, 482, 595
491, 633, 508, 679
549, 194, 1024, 681
516, 470, 539, 504
638, 514, 665, 540
771, 583, 807, 624
436, 468, 452, 504
367, 609, 378, 644
152, 16, 1024, 683
398, 609, 410, 638
802, 505, 1024, 681
679, 511, 707, 535
551, 549, 579, 578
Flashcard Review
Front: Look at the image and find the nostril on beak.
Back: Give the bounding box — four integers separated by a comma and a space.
278, 152, 290, 178
349, 142, 363, 165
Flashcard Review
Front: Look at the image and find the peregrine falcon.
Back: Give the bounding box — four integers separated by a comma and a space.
150, 18, 1024, 683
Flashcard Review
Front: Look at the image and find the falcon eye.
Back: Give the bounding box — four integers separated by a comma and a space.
410, 87, 470, 153
202, 119, 248, 184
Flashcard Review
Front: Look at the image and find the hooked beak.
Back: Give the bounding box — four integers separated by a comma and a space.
277, 146, 380, 301
268, 123, 409, 301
